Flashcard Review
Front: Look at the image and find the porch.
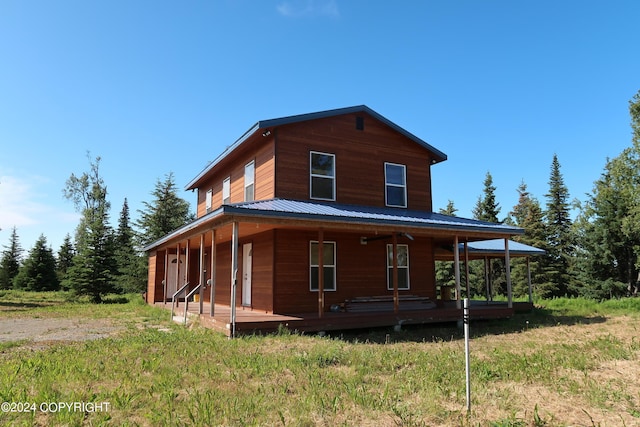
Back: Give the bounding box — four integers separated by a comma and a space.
159, 299, 533, 337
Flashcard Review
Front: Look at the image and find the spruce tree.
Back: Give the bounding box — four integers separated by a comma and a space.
0, 227, 23, 289
13, 234, 59, 291
472, 172, 503, 297
115, 198, 146, 293
543, 154, 575, 297
64, 154, 117, 303
57, 234, 75, 290
136, 172, 193, 247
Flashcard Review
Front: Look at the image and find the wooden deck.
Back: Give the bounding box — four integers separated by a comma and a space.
158, 300, 532, 336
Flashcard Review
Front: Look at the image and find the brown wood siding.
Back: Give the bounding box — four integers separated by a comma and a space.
147, 251, 167, 303
273, 230, 436, 314
274, 112, 434, 211
207, 230, 275, 312
195, 138, 275, 217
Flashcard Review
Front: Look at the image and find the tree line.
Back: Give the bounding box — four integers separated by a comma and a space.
437, 90, 640, 300
1, 90, 640, 302
0, 157, 192, 302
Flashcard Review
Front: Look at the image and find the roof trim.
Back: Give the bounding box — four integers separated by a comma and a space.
185, 105, 447, 190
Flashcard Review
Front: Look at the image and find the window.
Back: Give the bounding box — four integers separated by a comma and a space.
310, 151, 335, 200
244, 161, 255, 202
205, 189, 213, 212
387, 244, 410, 290
385, 163, 407, 207
222, 177, 230, 204
310, 241, 336, 291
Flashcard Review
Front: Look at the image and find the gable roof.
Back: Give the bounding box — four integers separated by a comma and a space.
185, 105, 447, 190
459, 239, 545, 256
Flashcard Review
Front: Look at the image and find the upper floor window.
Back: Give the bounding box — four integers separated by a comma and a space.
310, 151, 335, 201
206, 189, 213, 212
385, 162, 407, 207
222, 177, 231, 204
310, 241, 336, 291
244, 161, 255, 202
387, 244, 410, 290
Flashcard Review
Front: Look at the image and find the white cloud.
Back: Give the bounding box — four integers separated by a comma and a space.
0, 174, 80, 249
277, 0, 340, 18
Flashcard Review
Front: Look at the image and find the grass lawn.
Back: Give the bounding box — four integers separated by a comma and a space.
0, 291, 639, 426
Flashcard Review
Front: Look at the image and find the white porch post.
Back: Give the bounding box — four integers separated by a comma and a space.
199, 233, 205, 314
174, 243, 181, 306
210, 229, 216, 317
454, 235, 461, 310
230, 221, 239, 338
464, 240, 470, 300
505, 238, 512, 309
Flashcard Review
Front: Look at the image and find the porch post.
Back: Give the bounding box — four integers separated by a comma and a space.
392, 233, 399, 313
185, 239, 191, 287
484, 257, 490, 302
210, 229, 216, 317
175, 243, 181, 306
163, 250, 168, 304
527, 256, 533, 303
199, 233, 205, 314
230, 221, 239, 338
317, 228, 324, 318
454, 235, 461, 310
505, 238, 513, 309
464, 240, 470, 299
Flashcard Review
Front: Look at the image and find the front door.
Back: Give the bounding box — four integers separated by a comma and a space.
242, 243, 252, 306
166, 255, 186, 300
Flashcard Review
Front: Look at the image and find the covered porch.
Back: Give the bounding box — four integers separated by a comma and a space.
145, 199, 527, 337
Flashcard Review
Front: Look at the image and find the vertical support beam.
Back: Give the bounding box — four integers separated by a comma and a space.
163, 250, 169, 304
464, 240, 470, 300
230, 221, 239, 338
505, 238, 512, 309
484, 257, 491, 302
527, 256, 533, 303
210, 229, 216, 317
185, 239, 191, 287
317, 228, 324, 318
454, 235, 461, 310
392, 233, 399, 313
199, 233, 205, 314
175, 243, 181, 307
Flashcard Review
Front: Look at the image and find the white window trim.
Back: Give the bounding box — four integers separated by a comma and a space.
222, 177, 231, 204
244, 161, 255, 202
386, 243, 410, 290
205, 189, 213, 212
309, 240, 337, 292
310, 151, 336, 201
384, 162, 407, 208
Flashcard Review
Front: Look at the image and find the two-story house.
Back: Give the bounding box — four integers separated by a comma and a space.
144, 106, 524, 335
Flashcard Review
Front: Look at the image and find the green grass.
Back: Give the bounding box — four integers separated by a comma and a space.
0, 291, 638, 426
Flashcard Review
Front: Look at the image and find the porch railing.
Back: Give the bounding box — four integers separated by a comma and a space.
183, 284, 202, 325
170, 282, 190, 319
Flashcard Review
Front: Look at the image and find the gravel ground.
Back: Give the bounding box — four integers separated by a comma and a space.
0, 317, 121, 348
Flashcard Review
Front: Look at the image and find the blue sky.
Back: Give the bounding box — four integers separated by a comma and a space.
1, 0, 639, 252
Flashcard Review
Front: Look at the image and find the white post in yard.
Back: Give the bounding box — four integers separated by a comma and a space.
464, 297, 471, 412
230, 221, 239, 338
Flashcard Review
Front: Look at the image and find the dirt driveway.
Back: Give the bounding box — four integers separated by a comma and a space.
0, 317, 122, 349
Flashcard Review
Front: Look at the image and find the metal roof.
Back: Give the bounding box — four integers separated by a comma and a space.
144, 198, 523, 251
185, 105, 448, 190
458, 239, 545, 256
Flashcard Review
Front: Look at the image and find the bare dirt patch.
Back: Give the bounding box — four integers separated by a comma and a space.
0, 317, 123, 350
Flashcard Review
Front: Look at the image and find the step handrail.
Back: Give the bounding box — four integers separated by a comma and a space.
170, 282, 190, 319
183, 283, 202, 325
